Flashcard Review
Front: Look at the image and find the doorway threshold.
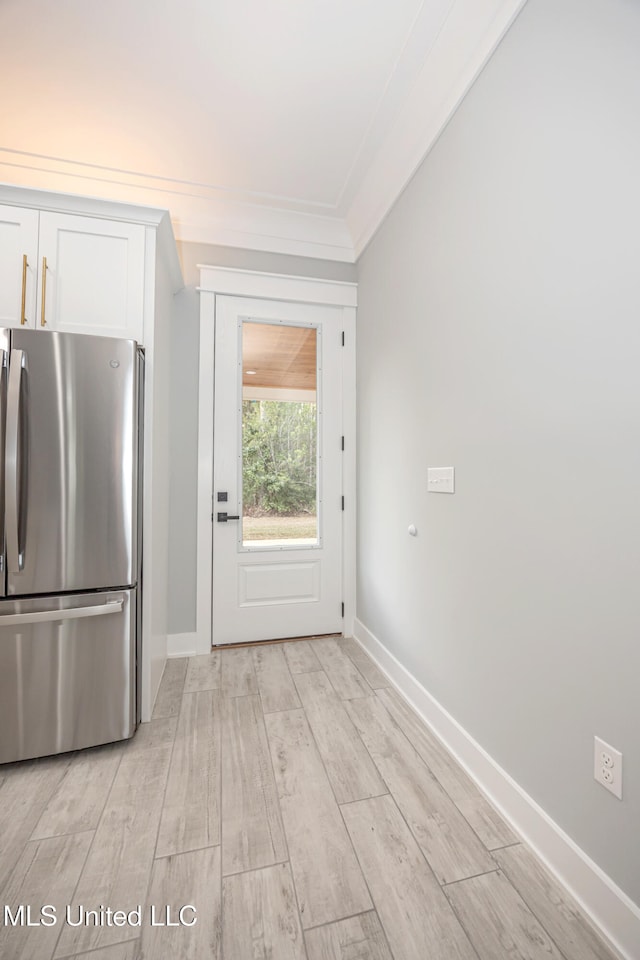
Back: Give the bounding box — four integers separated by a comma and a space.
211, 632, 342, 650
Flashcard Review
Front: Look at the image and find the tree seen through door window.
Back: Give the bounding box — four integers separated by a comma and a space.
242, 399, 317, 542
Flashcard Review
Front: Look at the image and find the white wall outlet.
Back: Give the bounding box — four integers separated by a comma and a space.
427, 466, 455, 493
594, 736, 622, 799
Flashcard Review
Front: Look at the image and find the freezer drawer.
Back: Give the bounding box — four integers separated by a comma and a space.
0, 590, 136, 764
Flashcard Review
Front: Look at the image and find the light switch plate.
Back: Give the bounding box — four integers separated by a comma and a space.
428, 467, 455, 493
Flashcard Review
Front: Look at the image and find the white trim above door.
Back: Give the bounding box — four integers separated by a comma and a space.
196, 267, 357, 654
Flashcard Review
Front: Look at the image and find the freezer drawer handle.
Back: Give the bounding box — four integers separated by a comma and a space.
0, 599, 123, 627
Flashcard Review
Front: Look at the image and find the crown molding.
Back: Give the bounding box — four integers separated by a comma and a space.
172, 207, 355, 263
345, 0, 529, 258
0, 0, 528, 264
0, 151, 355, 263
0, 148, 337, 215
335, 0, 456, 214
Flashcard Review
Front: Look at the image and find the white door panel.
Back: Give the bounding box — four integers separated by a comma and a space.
212, 295, 343, 645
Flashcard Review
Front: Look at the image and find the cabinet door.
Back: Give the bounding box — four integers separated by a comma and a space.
38, 212, 146, 341
0, 206, 39, 328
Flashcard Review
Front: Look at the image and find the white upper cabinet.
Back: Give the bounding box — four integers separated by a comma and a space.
38, 213, 145, 340
0, 205, 39, 329
0, 203, 146, 340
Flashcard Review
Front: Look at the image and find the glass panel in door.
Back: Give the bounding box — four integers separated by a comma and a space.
241, 320, 319, 547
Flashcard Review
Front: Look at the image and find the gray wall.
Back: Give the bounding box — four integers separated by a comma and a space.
356, 0, 640, 905
168, 241, 356, 634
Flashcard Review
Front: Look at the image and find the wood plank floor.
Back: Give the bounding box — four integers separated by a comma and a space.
0, 638, 620, 960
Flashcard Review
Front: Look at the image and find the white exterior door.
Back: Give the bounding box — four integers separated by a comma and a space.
212, 295, 344, 645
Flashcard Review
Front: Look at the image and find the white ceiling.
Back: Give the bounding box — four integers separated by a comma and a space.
0, 0, 526, 261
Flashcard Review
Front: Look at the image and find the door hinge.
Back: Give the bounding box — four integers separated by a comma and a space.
341, 436, 344, 451
341, 496, 345, 511
341, 331, 345, 346
341, 602, 345, 618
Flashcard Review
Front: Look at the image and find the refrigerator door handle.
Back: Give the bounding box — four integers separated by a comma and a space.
6, 348, 26, 573
0, 349, 7, 576
0, 598, 123, 627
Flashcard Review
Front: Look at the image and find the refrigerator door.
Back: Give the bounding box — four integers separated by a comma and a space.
5, 329, 138, 596
0, 589, 136, 764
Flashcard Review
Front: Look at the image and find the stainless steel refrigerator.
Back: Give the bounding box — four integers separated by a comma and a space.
0, 328, 142, 764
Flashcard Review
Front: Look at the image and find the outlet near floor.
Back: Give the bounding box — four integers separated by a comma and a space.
594, 736, 622, 799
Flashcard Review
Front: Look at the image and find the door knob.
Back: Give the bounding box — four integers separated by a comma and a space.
217, 512, 240, 522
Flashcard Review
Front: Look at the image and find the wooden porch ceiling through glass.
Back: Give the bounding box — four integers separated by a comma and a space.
242, 322, 317, 391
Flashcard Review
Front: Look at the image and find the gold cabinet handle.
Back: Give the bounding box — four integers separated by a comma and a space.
20, 254, 28, 325
40, 256, 47, 327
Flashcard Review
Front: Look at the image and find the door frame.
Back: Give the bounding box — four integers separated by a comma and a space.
195, 266, 357, 655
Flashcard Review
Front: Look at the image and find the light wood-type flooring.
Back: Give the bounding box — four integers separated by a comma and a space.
0, 636, 619, 960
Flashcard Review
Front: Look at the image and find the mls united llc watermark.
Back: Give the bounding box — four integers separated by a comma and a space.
2, 904, 197, 928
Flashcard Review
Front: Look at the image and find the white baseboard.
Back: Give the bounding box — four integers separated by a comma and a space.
353, 617, 640, 960
167, 632, 199, 658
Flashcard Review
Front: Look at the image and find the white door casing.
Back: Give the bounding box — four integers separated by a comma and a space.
213, 296, 343, 645
196, 267, 357, 654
